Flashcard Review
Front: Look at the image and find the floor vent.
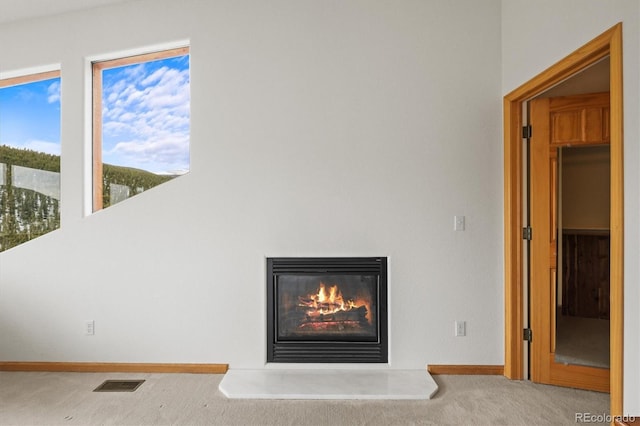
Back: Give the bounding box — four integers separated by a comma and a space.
93, 380, 145, 392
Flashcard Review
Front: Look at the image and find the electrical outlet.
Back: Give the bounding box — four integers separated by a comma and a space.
85, 320, 95, 336
455, 320, 466, 337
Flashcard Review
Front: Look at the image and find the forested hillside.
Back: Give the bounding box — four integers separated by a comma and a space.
101, 163, 172, 208
0, 146, 60, 251
0, 145, 60, 173
0, 145, 173, 252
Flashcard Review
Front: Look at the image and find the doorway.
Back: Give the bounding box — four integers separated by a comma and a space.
503, 23, 623, 417
528, 91, 610, 392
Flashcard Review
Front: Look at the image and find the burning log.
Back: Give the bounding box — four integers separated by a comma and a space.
304, 305, 368, 324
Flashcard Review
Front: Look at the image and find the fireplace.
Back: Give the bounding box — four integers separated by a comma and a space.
266, 257, 388, 363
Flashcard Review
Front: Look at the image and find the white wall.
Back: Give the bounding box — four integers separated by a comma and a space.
0, 0, 503, 369
502, 0, 640, 414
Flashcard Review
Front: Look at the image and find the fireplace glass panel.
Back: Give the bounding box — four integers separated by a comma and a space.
276, 274, 378, 341
267, 257, 387, 363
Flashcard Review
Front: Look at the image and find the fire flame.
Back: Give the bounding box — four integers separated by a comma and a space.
298, 282, 371, 324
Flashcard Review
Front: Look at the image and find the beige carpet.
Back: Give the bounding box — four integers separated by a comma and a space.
0, 371, 609, 425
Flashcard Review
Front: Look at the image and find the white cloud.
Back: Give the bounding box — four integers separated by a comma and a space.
101, 55, 190, 174
47, 81, 60, 104
2, 140, 60, 156
114, 80, 127, 92
119, 112, 136, 122
140, 67, 168, 86
103, 121, 131, 135
107, 132, 189, 172
124, 89, 144, 105
123, 63, 146, 79
26, 140, 60, 155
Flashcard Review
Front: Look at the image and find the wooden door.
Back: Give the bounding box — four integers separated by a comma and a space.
529, 92, 610, 392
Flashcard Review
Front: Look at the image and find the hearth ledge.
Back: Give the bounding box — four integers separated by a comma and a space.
218, 369, 438, 400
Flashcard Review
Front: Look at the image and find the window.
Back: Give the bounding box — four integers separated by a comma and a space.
92, 47, 190, 211
0, 71, 61, 252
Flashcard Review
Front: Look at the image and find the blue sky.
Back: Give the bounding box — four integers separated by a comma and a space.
101, 55, 190, 175
1, 54, 190, 175
0, 77, 61, 155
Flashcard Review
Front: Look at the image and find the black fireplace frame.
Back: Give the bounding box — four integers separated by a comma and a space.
266, 257, 388, 363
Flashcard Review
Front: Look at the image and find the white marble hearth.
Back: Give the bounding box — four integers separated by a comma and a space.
218, 369, 438, 400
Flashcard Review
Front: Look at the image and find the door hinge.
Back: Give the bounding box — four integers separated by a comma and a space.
522, 125, 532, 139
523, 328, 532, 342
522, 226, 532, 240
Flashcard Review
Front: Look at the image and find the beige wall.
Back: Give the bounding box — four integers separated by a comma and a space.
561, 145, 610, 230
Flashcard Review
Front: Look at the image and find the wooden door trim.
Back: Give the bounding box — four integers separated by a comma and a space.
503, 23, 623, 417
427, 364, 504, 375
0, 362, 229, 374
